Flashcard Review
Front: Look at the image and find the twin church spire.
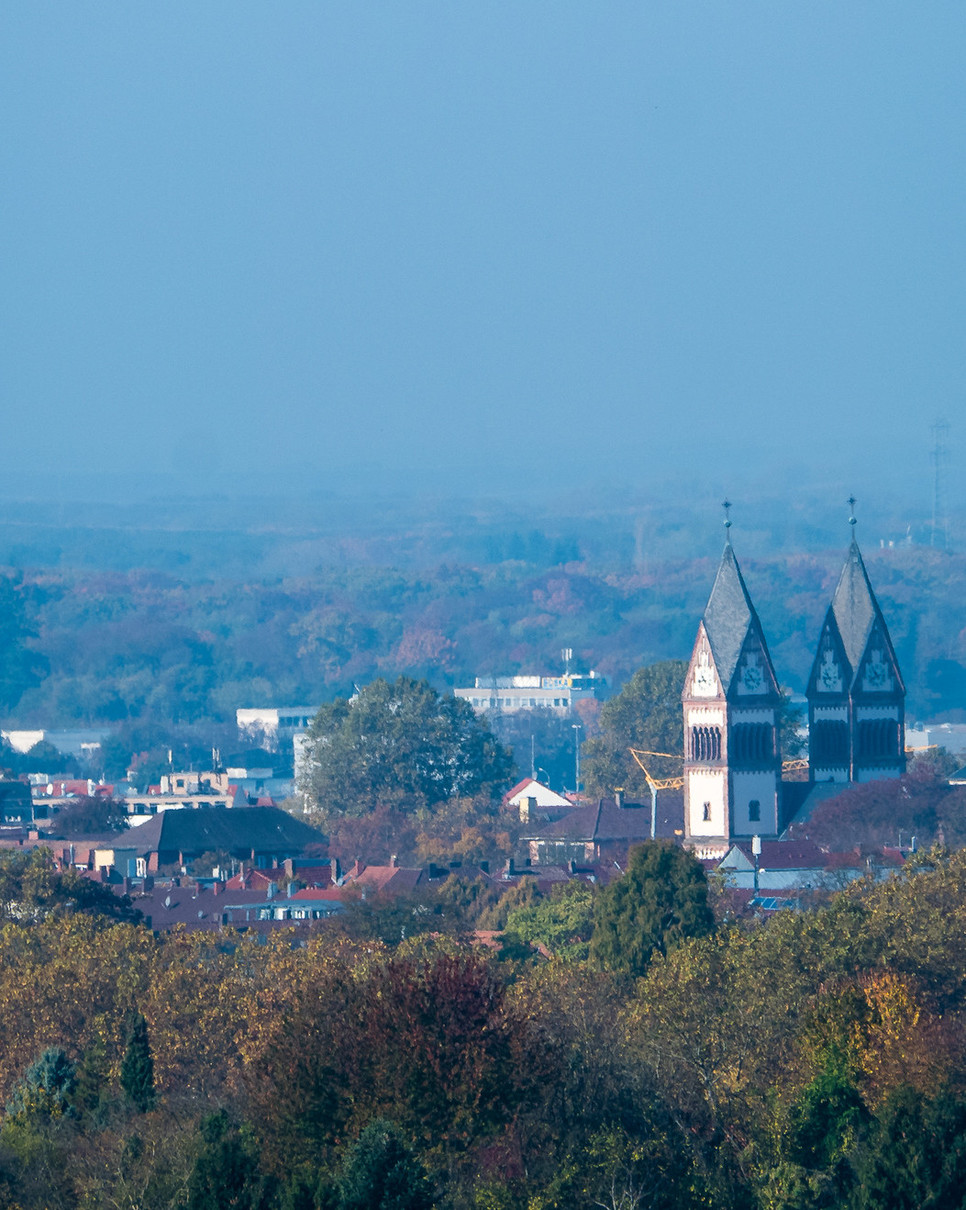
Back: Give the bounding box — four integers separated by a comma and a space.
683, 503, 905, 853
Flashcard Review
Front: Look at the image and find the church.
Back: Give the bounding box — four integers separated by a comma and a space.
682, 509, 905, 857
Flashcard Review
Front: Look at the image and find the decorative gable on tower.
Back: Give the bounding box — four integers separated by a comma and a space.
807, 531, 905, 783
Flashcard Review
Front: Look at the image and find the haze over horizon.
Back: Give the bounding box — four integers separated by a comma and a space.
2, 4, 964, 513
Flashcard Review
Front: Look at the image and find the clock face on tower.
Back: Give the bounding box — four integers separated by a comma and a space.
694, 664, 716, 694
866, 658, 890, 690
817, 649, 842, 693
741, 664, 763, 692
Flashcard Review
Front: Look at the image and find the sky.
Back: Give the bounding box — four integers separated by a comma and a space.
2, 3, 965, 509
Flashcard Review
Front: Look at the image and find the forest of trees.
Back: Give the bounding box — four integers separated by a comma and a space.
2, 844, 966, 1207
2, 541, 966, 755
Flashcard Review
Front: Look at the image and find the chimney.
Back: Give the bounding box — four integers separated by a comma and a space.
212, 881, 223, 896
522, 795, 537, 823
614, 788, 625, 808
330, 857, 341, 885
390, 854, 399, 869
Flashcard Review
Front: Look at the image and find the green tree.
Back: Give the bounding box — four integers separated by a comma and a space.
304, 677, 514, 818
185, 1110, 270, 1210
503, 880, 597, 960
0, 576, 48, 713
853, 1085, 966, 1210
54, 794, 129, 836
590, 842, 715, 978
5, 1048, 75, 1120
338, 1120, 433, 1210
581, 661, 686, 799
120, 1011, 156, 1113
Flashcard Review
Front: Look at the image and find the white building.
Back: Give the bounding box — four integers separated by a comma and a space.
236, 707, 319, 746
455, 673, 602, 714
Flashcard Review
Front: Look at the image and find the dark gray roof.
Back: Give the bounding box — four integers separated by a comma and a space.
118, 806, 324, 857
526, 799, 672, 844
830, 539, 878, 675
703, 542, 765, 692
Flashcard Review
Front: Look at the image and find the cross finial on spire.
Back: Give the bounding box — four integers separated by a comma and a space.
848, 496, 857, 528
722, 499, 732, 530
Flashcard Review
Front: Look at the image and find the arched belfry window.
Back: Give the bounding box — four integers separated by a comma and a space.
690, 726, 722, 761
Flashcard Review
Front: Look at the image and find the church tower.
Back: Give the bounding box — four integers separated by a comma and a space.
683, 512, 781, 856
807, 505, 905, 784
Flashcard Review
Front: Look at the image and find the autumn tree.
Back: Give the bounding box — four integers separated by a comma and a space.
303, 677, 514, 819
590, 842, 714, 978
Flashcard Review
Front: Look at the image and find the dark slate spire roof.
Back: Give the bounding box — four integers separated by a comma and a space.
702, 541, 757, 691
830, 538, 883, 676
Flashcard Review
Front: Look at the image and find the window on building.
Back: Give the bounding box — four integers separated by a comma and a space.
702, 801, 711, 821
748, 799, 760, 822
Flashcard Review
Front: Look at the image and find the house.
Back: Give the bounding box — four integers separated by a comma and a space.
716, 839, 903, 893
110, 805, 325, 873
0, 781, 44, 824
504, 777, 575, 822
523, 794, 683, 865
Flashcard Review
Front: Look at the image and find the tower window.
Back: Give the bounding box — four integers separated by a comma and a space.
748, 800, 760, 822
691, 726, 722, 762
812, 720, 849, 764
702, 801, 711, 821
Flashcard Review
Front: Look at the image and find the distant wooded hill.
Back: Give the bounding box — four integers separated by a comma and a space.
3, 540, 965, 732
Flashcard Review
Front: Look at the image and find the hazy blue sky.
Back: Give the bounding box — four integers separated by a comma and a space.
2, 4, 964, 505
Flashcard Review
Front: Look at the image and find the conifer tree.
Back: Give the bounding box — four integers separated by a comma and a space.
590, 841, 715, 977
120, 1011, 156, 1113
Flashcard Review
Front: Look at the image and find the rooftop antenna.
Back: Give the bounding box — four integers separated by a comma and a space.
931, 418, 950, 552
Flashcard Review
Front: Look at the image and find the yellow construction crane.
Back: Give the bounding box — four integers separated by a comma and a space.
629, 748, 811, 836
629, 750, 684, 839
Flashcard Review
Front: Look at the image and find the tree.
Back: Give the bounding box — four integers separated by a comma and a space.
303, 677, 514, 818
5, 1048, 75, 1120
581, 662, 686, 799
852, 1085, 966, 1210
120, 1011, 156, 1113
338, 1120, 433, 1210
590, 842, 715, 978
0, 576, 48, 713
503, 880, 597, 960
54, 795, 129, 836
184, 1110, 270, 1210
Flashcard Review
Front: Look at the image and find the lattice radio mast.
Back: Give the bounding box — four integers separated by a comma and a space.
931, 418, 950, 551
